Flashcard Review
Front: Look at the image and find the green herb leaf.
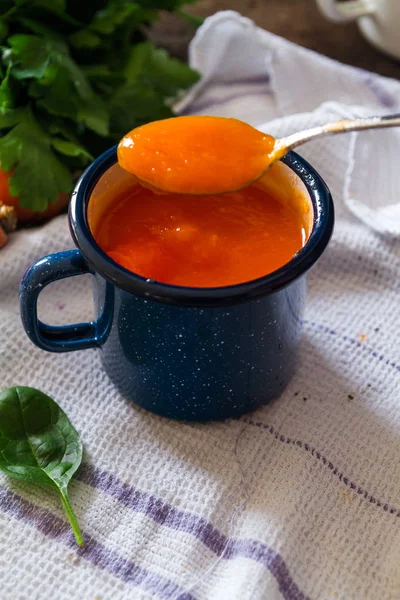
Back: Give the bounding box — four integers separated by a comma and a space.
31, 66, 109, 136
82, 64, 125, 90
0, 107, 25, 128
69, 28, 102, 49
43, 117, 80, 143
89, 0, 149, 35
109, 83, 174, 137
149, 46, 200, 95
51, 137, 93, 162
0, 63, 14, 111
0, 111, 73, 210
0, 386, 84, 546
124, 41, 200, 96
107, 41, 198, 137
60, 54, 94, 99
0, 0, 201, 213
6, 34, 54, 79
122, 41, 151, 81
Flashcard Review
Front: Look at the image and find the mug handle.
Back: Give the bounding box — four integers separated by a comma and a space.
19, 249, 111, 353
316, 0, 375, 22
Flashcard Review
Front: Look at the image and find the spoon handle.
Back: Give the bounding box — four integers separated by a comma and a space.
275, 113, 400, 155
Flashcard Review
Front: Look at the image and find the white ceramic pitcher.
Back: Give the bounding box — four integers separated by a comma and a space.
317, 0, 400, 60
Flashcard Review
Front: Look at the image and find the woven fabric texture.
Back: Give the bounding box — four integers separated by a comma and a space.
1, 11, 400, 600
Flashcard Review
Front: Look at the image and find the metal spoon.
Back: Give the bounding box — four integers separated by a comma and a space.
119, 114, 400, 195
269, 113, 400, 164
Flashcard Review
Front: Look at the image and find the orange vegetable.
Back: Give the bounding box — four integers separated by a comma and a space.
118, 116, 275, 195
0, 168, 69, 224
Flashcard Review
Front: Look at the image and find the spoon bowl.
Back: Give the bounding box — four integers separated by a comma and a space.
118, 114, 400, 195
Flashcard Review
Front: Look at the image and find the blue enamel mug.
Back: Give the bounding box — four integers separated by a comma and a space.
19, 147, 333, 421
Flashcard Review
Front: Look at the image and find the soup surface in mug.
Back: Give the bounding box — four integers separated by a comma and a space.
91, 171, 312, 288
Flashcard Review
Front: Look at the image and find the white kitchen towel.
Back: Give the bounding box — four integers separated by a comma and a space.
1, 10, 400, 600
176, 11, 400, 236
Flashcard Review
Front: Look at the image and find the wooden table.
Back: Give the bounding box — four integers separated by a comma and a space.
151, 0, 400, 80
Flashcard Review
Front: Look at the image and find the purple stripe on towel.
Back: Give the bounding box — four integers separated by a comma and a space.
78, 464, 226, 555
222, 75, 270, 86
362, 73, 397, 109
245, 418, 400, 518
3, 315, 396, 598
0, 487, 194, 600
77, 465, 309, 600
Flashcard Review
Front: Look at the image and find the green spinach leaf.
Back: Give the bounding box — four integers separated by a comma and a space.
0, 386, 84, 546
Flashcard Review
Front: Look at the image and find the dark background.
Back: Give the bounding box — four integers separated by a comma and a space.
152, 0, 400, 79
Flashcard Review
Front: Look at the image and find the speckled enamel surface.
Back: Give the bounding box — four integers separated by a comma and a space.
19, 147, 334, 422
93, 275, 306, 421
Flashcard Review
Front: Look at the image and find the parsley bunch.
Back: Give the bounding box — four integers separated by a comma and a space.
0, 0, 200, 212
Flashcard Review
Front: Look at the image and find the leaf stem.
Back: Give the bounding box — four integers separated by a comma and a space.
59, 490, 84, 547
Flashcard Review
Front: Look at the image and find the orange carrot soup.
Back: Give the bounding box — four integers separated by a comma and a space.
91, 168, 312, 288
118, 116, 275, 195
90, 116, 312, 288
